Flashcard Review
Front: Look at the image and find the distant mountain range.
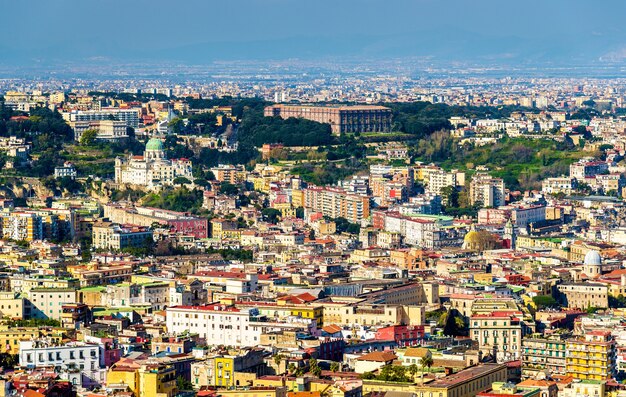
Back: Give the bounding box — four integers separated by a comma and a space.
1, 29, 625, 70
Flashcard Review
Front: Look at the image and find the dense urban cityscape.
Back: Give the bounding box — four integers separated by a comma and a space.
2, 1, 626, 397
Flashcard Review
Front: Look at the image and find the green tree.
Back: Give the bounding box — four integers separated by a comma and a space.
329, 362, 340, 372
309, 358, 322, 377
609, 294, 626, 308
262, 208, 282, 224
173, 176, 192, 186
532, 295, 558, 309
419, 356, 434, 373
442, 309, 467, 336
420, 356, 433, 384
219, 182, 239, 196
80, 129, 99, 146
176, 376, 193, 391
168, 117, 184, 134
0, 354, 18, 369
441, 185, 459, 208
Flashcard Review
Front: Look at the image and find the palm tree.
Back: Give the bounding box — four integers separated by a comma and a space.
420, 356, 433, 376
273, 354, 284, 373
329, 362, 340, 372
407, 363, 419, 381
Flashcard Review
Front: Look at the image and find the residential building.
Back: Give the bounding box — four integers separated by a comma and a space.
565, 330, 616, 381
363, 363, 507, 397
19, 340, 105, 388
104, 203, 209, 238
72, 119, 129, 142
556, 283, 608, 309
107, 362, 177, 397
64, 108, 140, 128
470, 311, 524, 363
303, 187, 370, 224
569, 160, 609, 179
92, 221, 153, 250
0, 326, 64, 354
542, 177, 577, 195
521, 334, 567, 379
54, 162, 77, 179
470, 174, 505, 207
211, 164, 245, 184
27, 288, 76, 321
1, 212, 43, 241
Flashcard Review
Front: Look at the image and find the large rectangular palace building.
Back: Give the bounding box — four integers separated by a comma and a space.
264, 104, 392, 134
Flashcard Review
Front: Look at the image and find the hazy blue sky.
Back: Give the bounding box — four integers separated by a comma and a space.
2, 0, 626, 65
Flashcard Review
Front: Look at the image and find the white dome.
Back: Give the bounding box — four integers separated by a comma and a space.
584, 250, 602, 266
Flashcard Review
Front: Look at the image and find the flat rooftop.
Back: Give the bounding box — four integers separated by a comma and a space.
424, 364, 505, 389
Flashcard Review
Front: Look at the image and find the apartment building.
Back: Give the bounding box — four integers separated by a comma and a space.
569, 160, 609, 179
27, 288, 77, 321
566, 330, 616, 381
521, 333, 567, 379
303, 187, 370, 223
54, 161, 77, 179
470, 173, 505, 207
0, 326, 64, 354
211, 164, 245, 184
107, 362, 177, 397
63, 108, 140, 128
542, 177, 578, 195
556, 283, 608, 309
166, 305, 315, 347
1, 212, 43, 241
104, 203, 209, 238
363, 363, 507, 397
92, 221, 153, 250
19, 341, 105, 388
470, 311, 524, 363
427, 170, 465, 196
72, 119, 129, 142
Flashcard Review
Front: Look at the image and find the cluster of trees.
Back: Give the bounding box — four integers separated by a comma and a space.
43, 176, 84, 195
533, 295, 559, 309
412, 135, 586, 192
239, 114, 334, 147
186, 97, 268, 119
0, 106, 73, 176
8, 318, 60, 327
386, 102, 453, 137
609, 294, 626, 308
141, 187, 204, 213
384, 102, 538, 137
87, 91, 171, 103
261, 208, 282, 224
169, 111, 233, 136
333, 217, 361, 234
360, 361, 433, 383
0, 353, 18, 369
438, 309, 468, 336
205, 248, 253, 262
291, 161, 367, 186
